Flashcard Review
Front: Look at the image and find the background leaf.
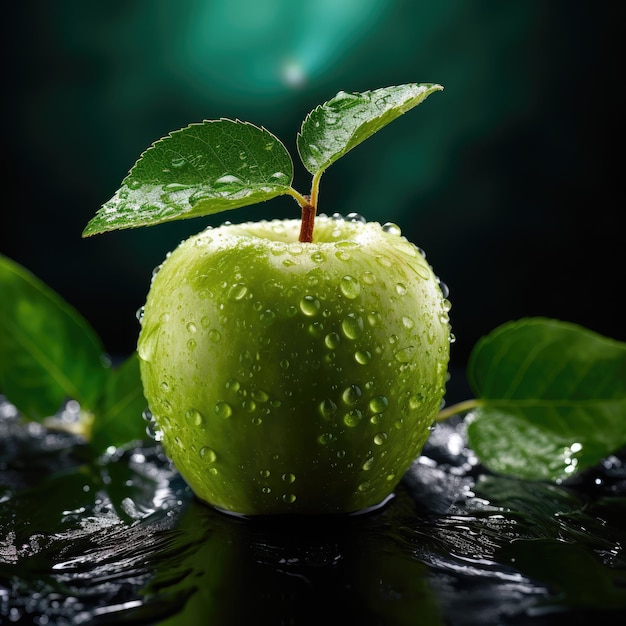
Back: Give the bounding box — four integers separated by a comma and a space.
0, 254, 110, 420
466, 317, 626, 480
297, 83, 443, 176
83, 120, 294, 236
91, 352, 148, 451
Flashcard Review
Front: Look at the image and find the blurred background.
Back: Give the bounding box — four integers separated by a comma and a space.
3, 0, 622, 370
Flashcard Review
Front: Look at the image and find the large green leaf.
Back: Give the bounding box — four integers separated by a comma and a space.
91, 352, 148, 451
83, 120, 294, 236
297, 83, 443, 176
0, 254, 110, 420
466, 318, 626, 481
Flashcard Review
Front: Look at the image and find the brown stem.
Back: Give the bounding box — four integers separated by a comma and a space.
298, 195, 315, 243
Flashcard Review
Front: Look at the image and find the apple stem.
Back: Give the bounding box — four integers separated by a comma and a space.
299, 196, 316, 243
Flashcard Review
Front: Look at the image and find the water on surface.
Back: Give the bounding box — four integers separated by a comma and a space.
1, 395, 625, 625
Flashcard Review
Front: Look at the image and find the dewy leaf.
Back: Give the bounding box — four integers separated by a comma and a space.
83, 120, 294, 236
465, 317, 626, 481
0, 254, 111, 420
91, 352, 148, 451
297, 83, 443, 176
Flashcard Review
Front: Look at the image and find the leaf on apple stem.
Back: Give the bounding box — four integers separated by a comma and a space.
465, 317, 626, 481
0, 254, 110, 420
83, 120, 295, 236
297, 83, 443, 177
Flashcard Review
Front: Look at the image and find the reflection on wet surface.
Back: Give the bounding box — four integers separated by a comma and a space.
1, 396, 625, 625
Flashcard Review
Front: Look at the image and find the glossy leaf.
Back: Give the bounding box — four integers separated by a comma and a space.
466, 318, 626, 481
297, 83, 443, 176
91, 352, 148, 451
0, 254, 110, 420
83, 120, 294, 236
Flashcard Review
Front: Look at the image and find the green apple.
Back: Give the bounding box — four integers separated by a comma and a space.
137, 214, 451, 515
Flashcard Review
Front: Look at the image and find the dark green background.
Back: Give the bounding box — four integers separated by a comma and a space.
3, 1, 622, 368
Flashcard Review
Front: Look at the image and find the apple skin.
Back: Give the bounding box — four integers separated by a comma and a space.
137, 215, 451, 516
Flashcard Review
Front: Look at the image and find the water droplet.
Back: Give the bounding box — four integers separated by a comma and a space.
409, 394, 423, 410
171, 157, 187, 169
225, 379, 240, 392
394, 347, 414, 363
324, 332, 341, 349
200, 316, 211, 328
318, 398, 337, 419
311, 250, 325, 263
260, 469, 271, 478
243, 400, 257, 413
402, 316, 415, 329
346, 212, 366, 223
214, 402, 232, 419
340, 275, 360, 299
251, 389, 269, 403
362, 457, 375, 470
374, 432, 387, 445
368, 396, 389, 414
308, 321, 325, 338
186, 338, 197, 351
343, 409, 363, 427
395, 283, 408, 296
382, 222, 402, 236
215, 174, 244, 186
318, 432, 334, 445
376, 255, 392, 268
282, 493, 297, 504
354, 350, 371, 365
330, 91, 361, 110
186, 321, 197, 334
341, 314, 363, 339
361, 271, 375, 285
135, 306, 145, 322
280, 359, 290, 369
228, 283, 248, 301
357, 481, 372, 492
342, 384, 362, 406
208, 329, 222, 342
199, 447, 217, 463
259, 309, 276, 326
299, 295, 321, 316
282, 473, 296, 483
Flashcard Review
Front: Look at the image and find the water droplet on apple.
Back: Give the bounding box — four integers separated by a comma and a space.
260, 469, 271, 478
282, 473, 296, 484
368, 396, 389, 414
340, 275, 360, 299
185, 408, 204, 426
395, 283, 408, 296
342, 384, 362, 406
324, 332, 341, 349
374, 432, 387, 445
318, 432, 334, 445
402, 316, 415, 329
299, 295, 321, 316
382, 222, 402, 236
282, 493, 296, 504
214, 401, 232, 419
367, 311, 381, 327
343, 409, 363, 427
251, 389, 269, 402
225, 379, 240, 392
186, 321, 197, 333
318, 398, 337, 419
357, 481, 372, 493
394, 347, 414, 363
308, 321, 324, 338
259, 309, 276, 326
341, 313, 363, 339
199, 447, 217, 463
361, 271, 375, 285
280, 359, 290, 369
228, 283, 248, 301
362, 457, 375, 471
135, 306, 145, 323
354, 350, 371, 365
346, 212, 366, 223
187, 338, 197, 351
208, 329, 221, 342
311, 250, 325, 263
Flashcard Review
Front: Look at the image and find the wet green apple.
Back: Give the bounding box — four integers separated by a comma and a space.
137, 214, 451, 515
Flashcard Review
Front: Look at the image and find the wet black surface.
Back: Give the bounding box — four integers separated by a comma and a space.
1, 395, 625, 626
